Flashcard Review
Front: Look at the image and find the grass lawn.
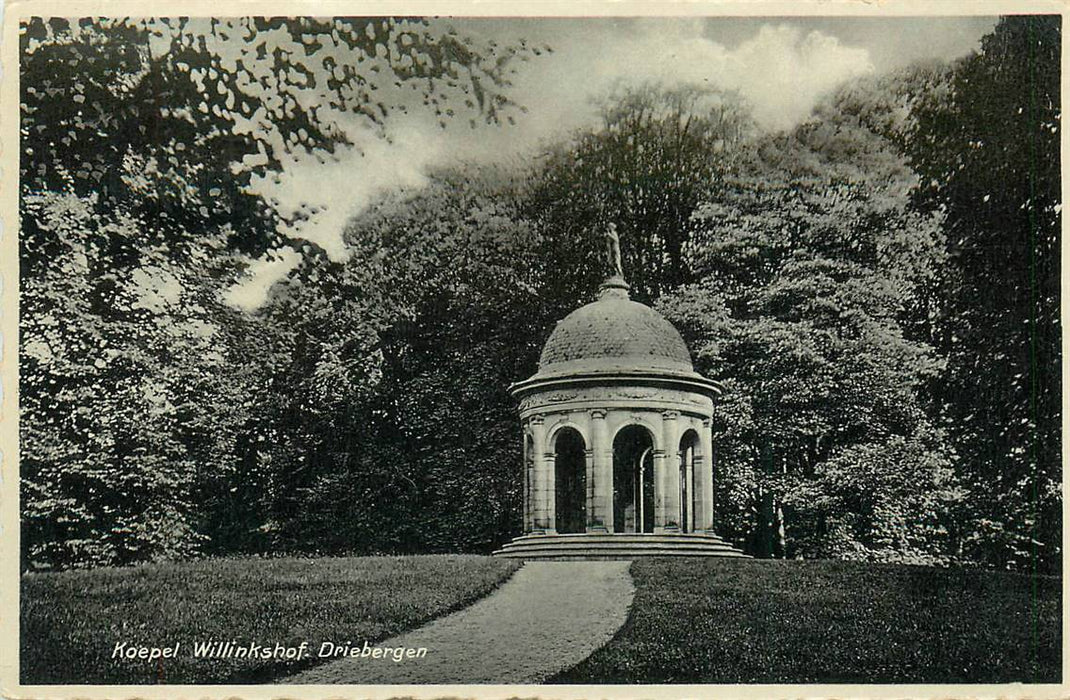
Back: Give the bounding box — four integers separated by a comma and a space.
21, 553, 520, 685
552, 558, 1061, 684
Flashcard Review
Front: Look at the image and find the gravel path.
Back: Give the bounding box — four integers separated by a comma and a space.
287, 560, 634, 685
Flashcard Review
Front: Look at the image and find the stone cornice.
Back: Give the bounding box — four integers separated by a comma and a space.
509, 369, 723, 400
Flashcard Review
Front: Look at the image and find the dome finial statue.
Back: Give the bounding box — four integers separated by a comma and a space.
600, 223, 629, 298
604, 222, 624, 281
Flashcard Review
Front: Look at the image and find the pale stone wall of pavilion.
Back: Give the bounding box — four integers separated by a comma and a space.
518, 383, 716, 536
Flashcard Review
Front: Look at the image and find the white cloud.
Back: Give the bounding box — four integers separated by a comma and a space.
496, 20, 875, 141
246, 115, 443, 263
727, 25, 875, 129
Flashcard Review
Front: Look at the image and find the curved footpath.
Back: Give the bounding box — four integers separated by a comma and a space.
287, 560, 634, 685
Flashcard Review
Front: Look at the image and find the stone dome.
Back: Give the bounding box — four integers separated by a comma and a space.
536, 284, 694, 377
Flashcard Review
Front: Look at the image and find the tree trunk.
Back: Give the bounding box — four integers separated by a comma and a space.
774, 499, 787, 558
753, 487, 780, 558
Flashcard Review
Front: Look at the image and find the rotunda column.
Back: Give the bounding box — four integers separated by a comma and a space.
530, 416, 555, 533
522, 429, 531, 533
652, 448, 666, 533
589, 410, 611, 532
685, 442, 695, 533
545, 430, 557, 535
699, 417, 715, 531
658, 411, 681, 533
584, 447, 596, 531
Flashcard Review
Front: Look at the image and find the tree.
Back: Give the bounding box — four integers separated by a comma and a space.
19, 191, 248, 567
19, 17, 535, 568
251, 166, 546, 554
910, 16, 1061, 571
20, 17, 534, 256
526, 83, 754, 308
659, 109, 958, 561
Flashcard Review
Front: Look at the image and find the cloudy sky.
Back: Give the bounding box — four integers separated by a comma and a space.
227, 15, 998, 310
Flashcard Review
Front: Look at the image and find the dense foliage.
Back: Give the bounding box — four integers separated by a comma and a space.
19, 16, 1060, 571
658, 98, 957, 562
910, 16, 1062, 570
19, 16, 537, 566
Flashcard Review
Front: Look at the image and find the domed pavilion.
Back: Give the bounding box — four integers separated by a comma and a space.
494, 226, 746, 559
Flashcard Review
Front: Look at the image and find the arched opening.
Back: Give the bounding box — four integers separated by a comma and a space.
523, 433, 535, 533
613, 425, 655, 533
554, 428, 586, 534
679, 430, 701, 534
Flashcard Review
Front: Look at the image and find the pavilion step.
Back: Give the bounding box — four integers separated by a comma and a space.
500, 535, 736, 545
494, 547, 748, 559
490, 552, 744, 560
492, 532, 750, 559
496, 539, 739, 553
495, 550, 748, 559
497, 535, 738, 549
